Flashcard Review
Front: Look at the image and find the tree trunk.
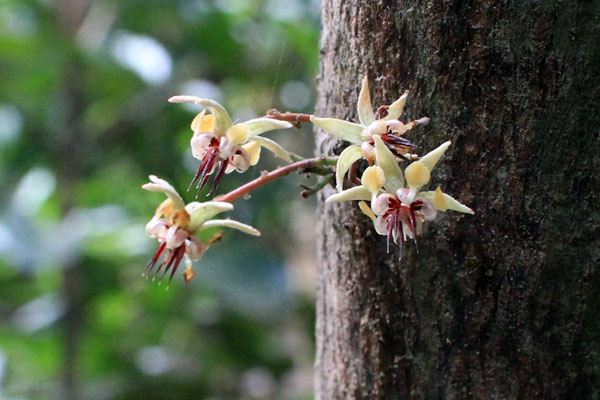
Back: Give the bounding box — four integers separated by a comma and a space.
314, 1, 600, 399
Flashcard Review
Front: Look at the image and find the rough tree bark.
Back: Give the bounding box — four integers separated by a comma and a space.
314, 1, 600, 399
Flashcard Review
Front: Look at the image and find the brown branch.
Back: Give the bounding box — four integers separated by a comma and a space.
264, 109, 314, 127
216, 157, 335, 203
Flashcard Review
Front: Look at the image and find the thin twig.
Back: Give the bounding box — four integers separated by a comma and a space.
265, 109, 314, 127
216, 157, 336, 203
300, 175, 334, 198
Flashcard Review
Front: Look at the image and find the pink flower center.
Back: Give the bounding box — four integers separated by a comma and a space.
382, 196, 424, 259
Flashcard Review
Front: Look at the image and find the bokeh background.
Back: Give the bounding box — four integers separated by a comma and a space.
0, 0, 321, 399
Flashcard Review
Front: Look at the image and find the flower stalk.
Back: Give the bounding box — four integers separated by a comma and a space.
216, 156, 337, 203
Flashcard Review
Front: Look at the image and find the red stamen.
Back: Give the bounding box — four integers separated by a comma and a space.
397, 212, 405, 260
385, 143, 410, 161
153, 249, 171, 280
386, 213, 394, 254
384, 133, 416, 148
167, 245, 186, 287
189, 140, 219, 190
145, 241, 167, 276
408, 209, 418, 253
209, 158, 229, 196
196, 148, 218, 194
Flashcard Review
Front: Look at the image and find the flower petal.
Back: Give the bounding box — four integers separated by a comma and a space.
358, 201, 377, 223
244, 118, 293, 137
169, 96, 232, 136
420, 187, 474, 214
185, 201, 233, 232
361, 165, 386, 193
404, 161, 430, 189
310, 117, 363, 144
191, 109, 215, 133
374, 135, 405, 191
357, 76, 375, 126
243, 139, 263, 166
201, 219, 261, 236
419, 141, 451, 172
384, 90, 409, 121
142, 175, 185, 211
259, 137, 292, 163
335, 145, 362, 191
325, 185, 372, 203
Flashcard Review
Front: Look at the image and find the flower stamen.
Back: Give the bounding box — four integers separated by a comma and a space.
144, 240, 167, 277
209, 158, 229, 196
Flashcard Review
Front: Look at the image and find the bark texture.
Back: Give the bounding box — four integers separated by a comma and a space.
314, 1, 600, 399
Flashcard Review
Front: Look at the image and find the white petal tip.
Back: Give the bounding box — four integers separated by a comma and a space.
168, 95, 197, 103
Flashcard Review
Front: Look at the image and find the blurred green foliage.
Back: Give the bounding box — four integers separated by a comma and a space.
0, 0, 320, 398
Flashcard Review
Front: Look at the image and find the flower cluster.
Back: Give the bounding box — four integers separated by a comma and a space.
321, 77, 473, 257
143, 175, 259, 286
169, 96, 293, 194
143, 96, 293, 285
142, 76, 474, 285
311, 76, 429, 191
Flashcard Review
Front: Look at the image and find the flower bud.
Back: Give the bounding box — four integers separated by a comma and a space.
226, 123, 249, 145
361, 165, 386, 193
405, 161, 430, 188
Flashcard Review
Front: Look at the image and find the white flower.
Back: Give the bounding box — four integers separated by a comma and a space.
142, 175, 260, 286
169, 96, 293, 194
326, 137, 473, 258
310, 76, 429, 191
